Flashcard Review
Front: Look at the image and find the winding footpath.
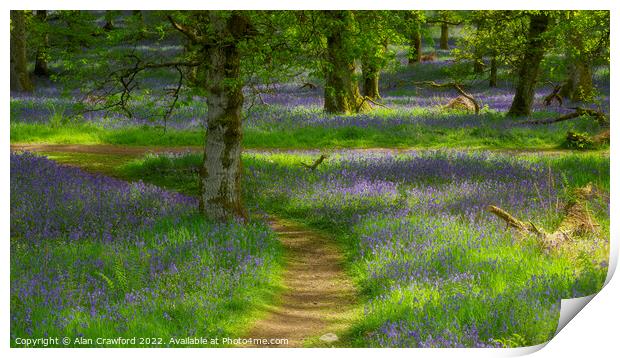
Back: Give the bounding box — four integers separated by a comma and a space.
243, 217, 358, 347
10, 144, 360, 347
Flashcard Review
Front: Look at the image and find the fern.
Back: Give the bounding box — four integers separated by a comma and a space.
96, 271, 115, 291
113, 258, 128, 294
492, 333, 528, 348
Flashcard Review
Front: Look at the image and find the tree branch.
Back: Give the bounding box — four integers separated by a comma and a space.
300, 154, 327, 170
487, 184, 599, 251
167, 15, 205, 44
522, 107, 608, 127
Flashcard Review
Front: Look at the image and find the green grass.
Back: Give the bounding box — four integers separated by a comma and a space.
11, 213, 284, 347
109, 149, 608, 347
25, 149, 609, 347
10, 112, 607, 151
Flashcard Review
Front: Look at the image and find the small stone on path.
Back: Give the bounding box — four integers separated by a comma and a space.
319, 333, 339, 343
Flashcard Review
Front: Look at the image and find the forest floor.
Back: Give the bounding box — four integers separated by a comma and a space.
243, 217, 358, 347
9, 142, 610, 347
10, 144, 360, 347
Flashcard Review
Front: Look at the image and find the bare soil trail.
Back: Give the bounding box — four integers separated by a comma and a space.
10, 143, 202, 156
241, 217, 359, 348
11, 143, 605, 157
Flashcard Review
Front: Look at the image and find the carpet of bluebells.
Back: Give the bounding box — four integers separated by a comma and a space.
10, 153, 281, 346
240, 149, 608, 347
115, 149, 609, 347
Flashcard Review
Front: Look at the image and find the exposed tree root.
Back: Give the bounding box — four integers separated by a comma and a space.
487, 184, 599, 251
300, 82, 317, 90
412, 81, 480, 114
445, 95, 478, 113
357, 96, 390, 111
543, 83, 563, 106
300, 154, 327, 170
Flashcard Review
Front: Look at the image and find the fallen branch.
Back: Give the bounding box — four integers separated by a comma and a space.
412, 81, 480, 114
487, 184, 599, 251
300, 154, 327, 170
522, 107, 609, 127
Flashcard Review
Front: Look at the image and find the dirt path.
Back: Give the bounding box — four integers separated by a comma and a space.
14, 144, 362, 347
11, 143, 606, 157
10, 143, 202, 156
242, 217, 358, 348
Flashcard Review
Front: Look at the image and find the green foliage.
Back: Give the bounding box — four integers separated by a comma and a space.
493, 333, 529, 348
564, 131, 595, 150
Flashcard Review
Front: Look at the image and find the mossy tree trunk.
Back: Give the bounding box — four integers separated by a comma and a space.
507, 13, 549, 117
489, 56, 498, 87
34, 10, 50, 77
408, 25, 422, 64
199, 12, 250, 221
362, 64, 381, 100
440, 23, 449, 50
362, 40, 387, 100
10, 10, 33, 92
473, 56, 484, 74
324, 11, 370, 114
560, 57, 594, 102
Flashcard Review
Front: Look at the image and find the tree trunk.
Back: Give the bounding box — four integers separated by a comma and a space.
324, 11, 370, 114
507, 13, 549, 117
34, 10, 50, 77
362, 63, 381, 100
473, 57, 484, 74
199, 13, 248, 221
574, 61, 593, 101
559, 60, 577, 99
489, 56, 498, 87
560, 58, 593, 102
440, 23, 449, 50
10, 11, 33, 92
408, 26, 422, 64
362, 40, 386, 100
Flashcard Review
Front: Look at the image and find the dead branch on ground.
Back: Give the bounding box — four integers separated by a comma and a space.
300, 154, 327, 170
487, 184, 600, 251
522, 107, 608, 127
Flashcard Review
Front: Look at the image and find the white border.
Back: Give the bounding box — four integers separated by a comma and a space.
3, 1, 618, 357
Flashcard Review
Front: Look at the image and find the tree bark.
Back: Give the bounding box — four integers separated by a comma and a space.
362, 64, 381, 100
507, 13, 549, 117
362, 40, 386, 100
199, 12, 249, 221
489, 56, 498, 87
408, 25, 422, 64
10, 10, 33, 92
473, 57, 484, 74
324, 11, 370, 114
560, 58, 593, 102
440, 23, 449, 50
34, 10, 50, 77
